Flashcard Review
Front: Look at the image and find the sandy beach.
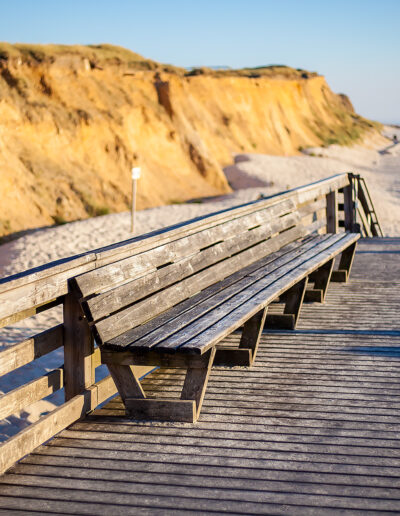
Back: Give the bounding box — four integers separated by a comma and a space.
0, 125, 399, 439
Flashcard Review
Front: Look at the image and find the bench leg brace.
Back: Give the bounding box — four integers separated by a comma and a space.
181, 348, 215, 420
105, 349, 215, 423
304, 258, 334, 303
265, 277, 308, 330
214, 307, 268, 367
331, 242, 357, 283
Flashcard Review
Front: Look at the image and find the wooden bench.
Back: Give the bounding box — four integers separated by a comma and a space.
71, 197, 359, 423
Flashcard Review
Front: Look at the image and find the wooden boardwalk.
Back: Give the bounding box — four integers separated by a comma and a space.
0, 237, 399, 515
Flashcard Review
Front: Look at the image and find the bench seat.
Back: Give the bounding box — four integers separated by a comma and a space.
71, 196, 359, 423
103, 233, 359, 360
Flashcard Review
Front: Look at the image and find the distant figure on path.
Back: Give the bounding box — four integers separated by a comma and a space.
393, 134, 398, 144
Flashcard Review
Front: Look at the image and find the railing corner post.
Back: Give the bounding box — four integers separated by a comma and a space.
63, 289, 94, 401
343, 172, 358, 232
326, 189, 338, 233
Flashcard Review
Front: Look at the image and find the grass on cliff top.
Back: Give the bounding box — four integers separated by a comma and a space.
0, 43, 318, 79
0, 42, 183, 72
186, 65, 319, 80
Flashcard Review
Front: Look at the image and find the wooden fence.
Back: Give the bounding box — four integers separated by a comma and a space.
0, 172, 380, 474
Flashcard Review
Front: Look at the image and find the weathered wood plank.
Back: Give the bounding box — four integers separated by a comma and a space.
124, 398, 196, 423
343, 182, 355, 231
0, 368, 63, 420
106, 230, 310, 350
108, 235, 327, 353
181, 348, 215, 418
106, 364, 145, 404
0, 366, 154, 475
84, 212, 300, 323
63, 293, 94, 400
304, 288, 324, 303
0, 297, 63, 329
75, 199, 297, 300
265, 314, 296, 330
176, 234, 359, 354
283, 277, 308, 324
95, 226, 307, 344
238, 307, 268, 364
326, 190, 338, 233
0, 388, 95, 475
298, 197, 326, 218
0, 325, 63, 377
144, 235, 352, 353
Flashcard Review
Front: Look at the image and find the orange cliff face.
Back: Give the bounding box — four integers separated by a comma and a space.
0, 44, 379, 237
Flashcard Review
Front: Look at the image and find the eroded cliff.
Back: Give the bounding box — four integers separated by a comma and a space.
0, 43, 379, 237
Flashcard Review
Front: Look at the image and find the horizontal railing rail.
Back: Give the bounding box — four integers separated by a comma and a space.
0, 172, 381, 475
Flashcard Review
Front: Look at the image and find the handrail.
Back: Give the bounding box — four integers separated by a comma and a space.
0, 171, 379, 475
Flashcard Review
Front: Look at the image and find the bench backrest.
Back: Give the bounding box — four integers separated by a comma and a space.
71, 197, 307, 346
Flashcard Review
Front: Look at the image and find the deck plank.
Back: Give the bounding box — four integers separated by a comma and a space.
0, 237, 399, 514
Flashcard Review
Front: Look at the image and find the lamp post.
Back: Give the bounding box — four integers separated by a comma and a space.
131, 167, 141, 234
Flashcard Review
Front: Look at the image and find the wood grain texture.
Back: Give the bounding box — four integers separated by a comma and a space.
124, 398, 196, 423
326, 190, 338, 233
63, 293, 94, 400
0, 325, 63, 377
239, 307, 268, 364
1, 238, 398, 514
0, 174, 348, 331
0, 368, 63, 421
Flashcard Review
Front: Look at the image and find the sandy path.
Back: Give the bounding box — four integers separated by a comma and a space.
0, 125, 399, 439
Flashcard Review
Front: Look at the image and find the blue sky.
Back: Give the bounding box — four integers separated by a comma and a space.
0, 0, 399, 123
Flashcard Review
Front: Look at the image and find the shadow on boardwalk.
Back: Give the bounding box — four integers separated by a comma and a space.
0, 237, 399, 514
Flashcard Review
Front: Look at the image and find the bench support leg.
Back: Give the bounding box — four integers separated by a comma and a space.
107, 364, 145, 403
265, 277, 308, 330
104, 349, 215, 423
331, 242, 357, 283
181, 348, 216, 420
214, 308, 268, 367
304, 258, 334, 303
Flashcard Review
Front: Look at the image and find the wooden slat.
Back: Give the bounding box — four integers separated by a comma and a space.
93, 174, 348, 267
0, 297, 63, 329
357, 204, 373, 238
174, 234, 359, 354
124, 398, 196, 423
305, 218, 327, 235
116, 236, 331, 353
108, 233, 314, 350
0, 388, 96, 476
75, 198, 296, 300
85, 211, 300, 323
0, 175, 348, 325
95, 226, 307, 344
0, 325, 63, 377
151, 237, 344, 352
0, 365, 153, 475
0, 368, 63, 421
298, 197, 326, 218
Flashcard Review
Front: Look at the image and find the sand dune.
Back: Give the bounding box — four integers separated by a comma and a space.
0, 126, 399, 439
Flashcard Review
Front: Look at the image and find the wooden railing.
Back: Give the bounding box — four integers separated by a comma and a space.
0, 172, 380, 474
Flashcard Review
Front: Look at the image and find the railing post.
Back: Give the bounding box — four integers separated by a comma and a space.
63, 291, 94, 400
343, 173, 357, 232
326, 190, 338, 233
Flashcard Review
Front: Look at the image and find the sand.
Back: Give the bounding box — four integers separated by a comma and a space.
1, 125, 399, 439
